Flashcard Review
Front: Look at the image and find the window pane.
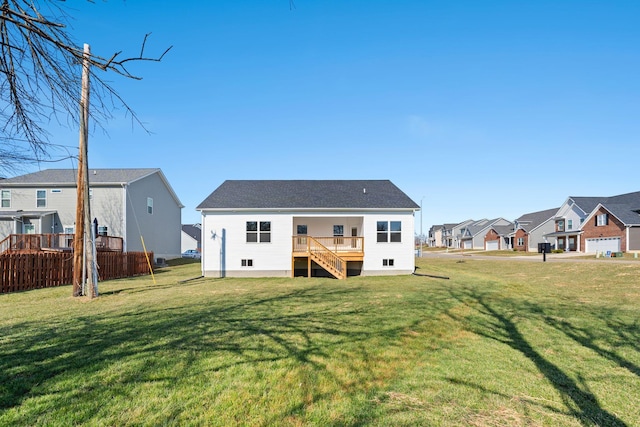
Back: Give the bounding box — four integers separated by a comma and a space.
377, 233, 388, 243
246, 221, 257, 231
37, 190, 46, 198
246, 233, 257, 242
333, 225, 343, 236
376, 221, 388, 232
260, 232, 271, 243
297, 225, 307, 235
390, 232, 401, 242
390, 221, 401, 232
260, 221, 271, 232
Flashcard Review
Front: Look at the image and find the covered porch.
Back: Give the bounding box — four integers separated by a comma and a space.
290, 216, 365, 279
544, 231, 581, 252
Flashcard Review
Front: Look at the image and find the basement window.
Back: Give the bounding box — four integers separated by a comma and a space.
241, 259, 253, 267
382, 259, 394, 267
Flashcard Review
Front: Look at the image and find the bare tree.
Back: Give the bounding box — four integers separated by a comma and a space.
0, 0, 171, 174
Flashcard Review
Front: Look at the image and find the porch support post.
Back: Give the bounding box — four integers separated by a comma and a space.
308, 256, 311, 279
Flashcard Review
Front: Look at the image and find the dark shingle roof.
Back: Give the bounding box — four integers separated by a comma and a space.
571, 191, 640, 226
569, 197, 605, 215
601, 203, 640, 226
1, 168, 160, 185
182, 224, 202, 242
516, 207, 559, 232
492, 224, 515, 236
197, 180, 419, 210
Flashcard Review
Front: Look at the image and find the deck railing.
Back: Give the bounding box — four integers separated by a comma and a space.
292, 236, 364, 254
0, 233, 123, 254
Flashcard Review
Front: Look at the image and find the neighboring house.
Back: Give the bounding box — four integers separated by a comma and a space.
545, 191, 640, 253
428, 224, 444, 247
510, 207, 559, 252
442, 220, 474, 248
459, 218, 512, 250
196, 180, 420, 279
0, 168, 183, 259
484, 224, 514, 250
181, 223, 202, 253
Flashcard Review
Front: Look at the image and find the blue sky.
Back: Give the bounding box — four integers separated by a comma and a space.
38, 1, 640, 233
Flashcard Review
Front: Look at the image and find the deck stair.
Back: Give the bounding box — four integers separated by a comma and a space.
308, 237, 347, 280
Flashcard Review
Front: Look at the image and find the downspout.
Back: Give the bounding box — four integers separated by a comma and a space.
121, 183, 127, 252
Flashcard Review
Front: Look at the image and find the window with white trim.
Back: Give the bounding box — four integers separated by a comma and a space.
1, 189, 10, 208
567, 219, 573, 230
147, 197, 153, 214
377, 221, 402, 242
596, 213, 608, 226
557, 220, 564, 232
36, 190, 47, 208
246, 221, 271, 243
517, 237, 524, 246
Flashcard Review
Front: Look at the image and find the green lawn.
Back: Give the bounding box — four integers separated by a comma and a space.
1, 258, 639, 426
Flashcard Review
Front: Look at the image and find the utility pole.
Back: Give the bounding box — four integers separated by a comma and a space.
420, 196, 424, 257
72, 44, 97, 298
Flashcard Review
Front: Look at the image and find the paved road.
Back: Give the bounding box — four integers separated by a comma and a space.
419, 251, 640, 264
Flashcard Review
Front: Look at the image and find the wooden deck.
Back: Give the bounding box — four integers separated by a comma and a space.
292, 236, 364, 279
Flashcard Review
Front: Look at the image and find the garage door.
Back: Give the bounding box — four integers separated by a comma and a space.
463, 240, 472, 249
585, 237, 621, 254
486, 240, 499, 251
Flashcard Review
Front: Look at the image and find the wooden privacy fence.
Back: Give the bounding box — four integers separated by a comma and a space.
0, 251, 153, 293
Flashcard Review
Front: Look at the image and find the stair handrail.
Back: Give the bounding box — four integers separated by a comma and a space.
307, 236, 346, 279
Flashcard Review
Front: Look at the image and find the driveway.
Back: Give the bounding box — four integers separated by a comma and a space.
419, 251, 639, 264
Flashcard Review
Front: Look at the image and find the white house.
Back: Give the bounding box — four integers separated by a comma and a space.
196, 180, 420, 279
0, 168, 183, 259
181, 224, 202, 253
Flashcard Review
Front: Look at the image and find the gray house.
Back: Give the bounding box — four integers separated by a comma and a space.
511, 207, 559, 252
442, 220, 474, 248
0, 168, 183, 259
459, 218, 512, 250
